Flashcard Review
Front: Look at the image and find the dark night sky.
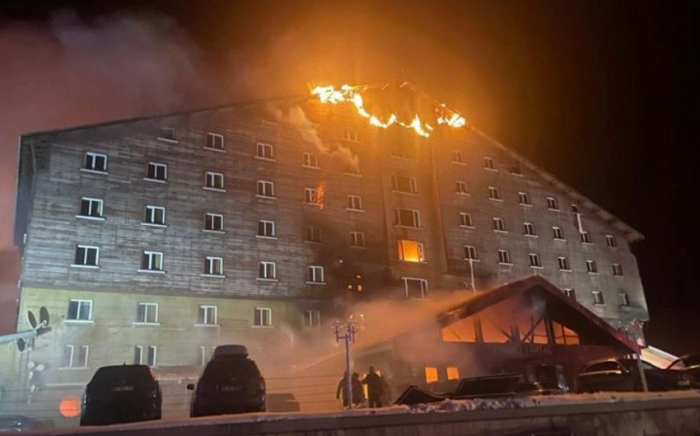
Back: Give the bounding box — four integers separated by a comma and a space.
0, 1, 697, 353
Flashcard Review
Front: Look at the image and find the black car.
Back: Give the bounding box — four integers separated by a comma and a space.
576, 357, 675, 393
667, 353, 700, 389
188, 345, 266, 417
80, 364, 162, 426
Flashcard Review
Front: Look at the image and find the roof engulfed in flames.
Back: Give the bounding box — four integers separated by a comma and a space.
311, 83, 470, 138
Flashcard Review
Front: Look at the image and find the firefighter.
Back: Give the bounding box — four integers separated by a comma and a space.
336, 372, 365, 408
362, 365, 385, 408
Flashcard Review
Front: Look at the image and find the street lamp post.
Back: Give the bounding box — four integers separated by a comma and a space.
334, 315, 359, 409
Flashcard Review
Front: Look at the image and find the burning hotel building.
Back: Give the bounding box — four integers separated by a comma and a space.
11, 83, 647, 409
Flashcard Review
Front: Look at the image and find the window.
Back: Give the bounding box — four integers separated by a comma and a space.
307, 265, 325, 283
79, 198, 103, 218
619, 293, 630, 306
606, 235, 618, 248
460, 213, 474, 227
592, 290, 605, 305
493, 217, 506, 232
529, 253, 542, 268
62, 345, 89, 368
136, 303, 158, 324
452, 150, 464, 163
518, 192, 531, 206
147, 346, 157, 367
546, 197, 559, 210
146, 162, 167, 181
510, 164, 522, 175
484, 157, 496, 170
456, 181, 469, 194
347, 195, 363, 211
498, 249, 511, 264
84, 152, 107, 172
488, 187, 501, 200
144, 205, 166, 225
446, 366, 460, 381
304, 188, 322, 206
586, 260, 598, 273
563, 288, 576, 300
350, 231, 366, 248
523, 222, 536, 236
558, 257, 571, 271
256, 142, 274, 159
304, 310, 321, 328
258, 220, 275, 238
204, 213, 224, 231
391, 175, 418, 194
254, 307, 272, 327
205, 133, 224, 150
198, 305, 217, 325
67, 299, 92, 321
343, 128, 358, 141
425, 367, 439, 384
141, 251, 164, 272
306, 225, 323, 242
464, 245, 478, 260
258, 261, 276, 279
158, 127, 177, 141
204, 256, 224, 276
552, 227, 564, 240
612, 263, 624, 276
580, 231, 591, 243
303, 152, 319, 168
134, 346, 143, 365
204, 172, 224, 190
257, 180, 275, 197
395, 209, 421, 227
398, 240, 425, 262
74, 245, 99, 267
403, 278, 428, 299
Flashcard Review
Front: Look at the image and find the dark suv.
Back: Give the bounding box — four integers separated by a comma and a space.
80, 364, 162, 426
188, 345, 266, 417
576, 357, 675, 393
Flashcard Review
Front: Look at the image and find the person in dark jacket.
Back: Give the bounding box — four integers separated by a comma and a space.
336, 372, 365, 408
361, 365, 384, 408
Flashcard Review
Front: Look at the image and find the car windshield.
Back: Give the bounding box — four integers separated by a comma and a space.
90, 365, 155, 386
199, 357, 259, 387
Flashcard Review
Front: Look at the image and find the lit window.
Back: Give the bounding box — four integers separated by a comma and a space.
564, 288, 576, 300
425, 367, 439, 383
529, 253, 542, 268
398, 240, 425, 262
306, 225, 323, 242
460, 213, 474, 227
580, 231, 592, 243
552, 227, 564, 240
456, 181, 469, 194
558, 257, 571, 271
204, 256, 224, 276
518, 192, 531, 205
395, 208, 421, 227
158, 127, 177, 142
347, 195, 363, 211
84, 152, 107, 172
136, 303, 158, 324
493, 217, 506, 232
205, 133, 224, 150
464, 245, 478, 260
254, 307, 272, 327
488, 186, 501, 200
198, 305, 217, 325
258, 261, 276, 279
79, 198, 103, 218
498, 249, 511, 264
343, 128, 358, 141
606, 235, 618, 248
619, 293, 630, 306
452, 150, 464, 163
350, 231, 366, 248
74, 245, 99, 267
144, 205, 166, 225
141, 251, 164, 272
304, 188, 322, 206
523, 222, 536, 236
256, 142, 274, 160
204, 172, 225, 190
307, 265, 325, 283
304, 310, 321, 328
403, 277, 428, 299
67, 299, 92, 321
258, 220, 275, 238
446, 366, 460, 380
257, 180, 275, 197
546, 197, 559, 210
146, 162, 167, 182
204, 213, 224, 231
303, 152, 319, 168
612, 263, 624, 276
391, 175, 418, 194
62, 345, 89, 369
592, 290, 604, 305
586, 260, 598, 273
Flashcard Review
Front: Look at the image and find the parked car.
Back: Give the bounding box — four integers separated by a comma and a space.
188, 345, 266, 417
576, 357, 675, 393
667, 353, 700, 389
80, 364, 162, 426
0, 415, 53, 432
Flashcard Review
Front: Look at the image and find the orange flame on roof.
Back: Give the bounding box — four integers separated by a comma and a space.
311, 83, 469, 137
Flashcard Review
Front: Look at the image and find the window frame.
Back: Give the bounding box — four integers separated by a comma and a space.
304, 309, 322, 328
612, 263, 624, 276
456, 180, 470, 195
580, 231, 592, 244
83, 152, 108, 173
305, 225, 323, 243
484, 157, 496, 171
204, 213, 224, 232
402, 277, 429, 299
256, 142, 275, 160
78, 197, 104, 220
145, 162, 168, 182
66, 299, 93, 322
546, 196, 560, 211
497, 249, 512, 265
460, 212, 474, 228
304, 188, 322, 206
347, 195, 363, 211
197, 305, 218, 326
391, 174, 418, 194
464, 245, 478, 261
451, 150, 464, 164
257, 220, 276, 238
147, 345, 157, 367
258, 261, 277, 280
606, 234, 618, 248
350, 231, 366, 248
253, 307, 273, 327
205, 132, 225, 151
140, 250, 164, 273
586, 260, 598, 274
73, 245, 100, 268
257, 180, 275, 198
563, 288, 576, 300
523, 222, 536, 236
619, 292, 630, 306
302, 151, 319, 168
143, 205, 166, 226
552, 226, 565, 240
395, 208, 421, 228
62, 344, 89, 369
488, 186, 502, 201
397, 240, 426, 263
558, 256, 571, 271
307, 265, 326, 284
528, 253, 543, 268
493, 217, 506, 232
158, 127, 177, 142
203, 256, 224, 276
592, 290, 605, 305
136, 302, 159, 325
204, 171, 225, 191
518, 192, 532, 206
